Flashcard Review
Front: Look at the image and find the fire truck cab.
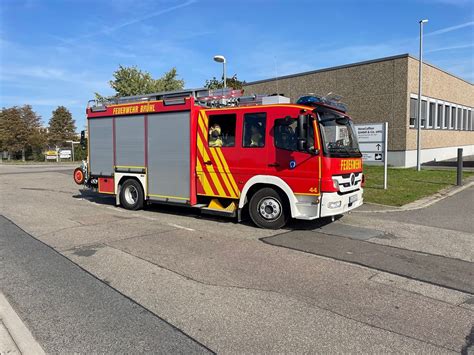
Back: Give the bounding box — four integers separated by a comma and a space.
75, 88, 363, 229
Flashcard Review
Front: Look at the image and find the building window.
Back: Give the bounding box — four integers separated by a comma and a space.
436, 103, 443, 129
451, 107, 456, 129
458, 108, 463, 130
409, 98, 418, 127
428, 102, 435, 128
242, 113, 266, 148
469, 110, 473, 131
463, 109, 468, 130
208, 114, 236, 147
421, 100, 427, 128
444, 105, 450, 129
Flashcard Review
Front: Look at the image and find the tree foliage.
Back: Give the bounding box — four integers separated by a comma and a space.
204, 74, 246, 90
48, 106, 77, 147
95, 66, 185, 101
0, 105, 45, 160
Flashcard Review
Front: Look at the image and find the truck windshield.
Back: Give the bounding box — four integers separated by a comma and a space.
316, 109, 361, 158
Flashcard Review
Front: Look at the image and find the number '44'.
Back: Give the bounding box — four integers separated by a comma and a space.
309, 187, 318, 193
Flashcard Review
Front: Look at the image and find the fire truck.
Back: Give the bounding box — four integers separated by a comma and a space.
74, 88, 364, 229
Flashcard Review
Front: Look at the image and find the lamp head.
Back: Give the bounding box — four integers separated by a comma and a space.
420, 19, 428, 24
213, 55, 226, 63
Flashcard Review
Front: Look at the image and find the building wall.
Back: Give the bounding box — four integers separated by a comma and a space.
405, 57, 474, 151
244, 55, 410, 151
244, 54, 474, 167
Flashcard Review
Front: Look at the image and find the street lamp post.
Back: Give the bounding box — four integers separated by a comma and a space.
213, 55, 227, 89
416, 19, 428, 171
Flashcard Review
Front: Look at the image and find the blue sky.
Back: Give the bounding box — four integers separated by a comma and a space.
1, 0, 473, 131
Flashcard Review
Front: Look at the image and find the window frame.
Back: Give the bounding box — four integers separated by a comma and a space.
444, 104, 450, 129
436, 102, 443, 129
427, 101, 435, 129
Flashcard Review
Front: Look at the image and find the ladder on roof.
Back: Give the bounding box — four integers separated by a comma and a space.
88, 88, 268, 109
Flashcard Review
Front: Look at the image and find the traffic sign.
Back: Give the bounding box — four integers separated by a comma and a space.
362, 152, 384, 161
355, 122, 388, 189
359, 143, 384, 152
355, 124, 384, 143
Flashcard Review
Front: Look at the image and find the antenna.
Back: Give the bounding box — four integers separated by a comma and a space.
274, 56, 279, 95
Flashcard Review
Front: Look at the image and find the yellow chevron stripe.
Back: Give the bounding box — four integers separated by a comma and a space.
196, 131, 227, 197
209, 148, 237, 198
215, 147, 240, 196
197, 113, 208, 141
200, 111, 208, 132
199, 111, 239, 197
195, 159, 214, 196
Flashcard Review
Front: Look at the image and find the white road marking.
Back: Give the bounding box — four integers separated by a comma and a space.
107, 206, 126, 213
133, 214, 157, 221
167, 223, 195, 232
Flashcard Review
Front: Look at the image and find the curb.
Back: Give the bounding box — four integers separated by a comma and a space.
0, 293, 45, 355
354, 178, 474, 214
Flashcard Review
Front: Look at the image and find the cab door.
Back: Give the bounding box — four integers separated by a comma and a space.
195, 109, 240, 199
268, 113, 321, 197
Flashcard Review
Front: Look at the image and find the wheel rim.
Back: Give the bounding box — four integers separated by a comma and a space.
124, 185, 138, 205
74, 170, 83, 184
258, 197, 282, 220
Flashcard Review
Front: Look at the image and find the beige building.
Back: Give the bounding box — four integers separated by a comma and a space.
244, 54, 474, 167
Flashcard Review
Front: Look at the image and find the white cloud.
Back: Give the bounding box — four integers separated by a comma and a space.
61, 0, 197, 43
425, 21, 474, 36
426, 43, 474, 53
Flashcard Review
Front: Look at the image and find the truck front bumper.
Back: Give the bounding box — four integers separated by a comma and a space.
320, 189, 363, 217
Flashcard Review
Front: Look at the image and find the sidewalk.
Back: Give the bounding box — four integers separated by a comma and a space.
0, 293, 45, 355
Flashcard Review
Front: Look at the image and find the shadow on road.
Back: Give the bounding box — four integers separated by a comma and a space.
73, 189, 342, 231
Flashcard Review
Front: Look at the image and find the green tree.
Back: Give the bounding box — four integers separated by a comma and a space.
48, 106, 76, 147
95, 66, 184, 101
0, 107, 28, 160
20, 105, 45, 159
204, 74, 245, 90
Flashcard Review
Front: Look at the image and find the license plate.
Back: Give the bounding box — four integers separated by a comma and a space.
349, 195, 358, 204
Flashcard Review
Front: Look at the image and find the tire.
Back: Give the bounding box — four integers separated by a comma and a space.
73, 167, 85, 185
120, 179, 144, 210
249, 187, 289, 229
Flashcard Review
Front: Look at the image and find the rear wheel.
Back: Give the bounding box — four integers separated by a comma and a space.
249, 187, 289, 229
120, 179, 144, 210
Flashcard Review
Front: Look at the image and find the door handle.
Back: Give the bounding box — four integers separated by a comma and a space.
268, 162, 280, 167
204, 160, 213, 165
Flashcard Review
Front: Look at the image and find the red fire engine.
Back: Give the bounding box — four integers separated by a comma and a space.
74, 88, 364, 229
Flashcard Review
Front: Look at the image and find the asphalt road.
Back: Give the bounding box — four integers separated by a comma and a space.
0, 164, 473, 353
0, 215, 210, 354
263, 230, 474, 293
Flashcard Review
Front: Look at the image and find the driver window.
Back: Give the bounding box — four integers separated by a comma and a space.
274, 119, 314, 151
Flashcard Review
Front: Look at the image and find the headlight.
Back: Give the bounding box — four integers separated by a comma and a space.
328, 201, 342, 209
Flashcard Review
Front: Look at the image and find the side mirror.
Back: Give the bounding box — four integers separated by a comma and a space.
80, 130, 87, 150
297, 114, 307, 151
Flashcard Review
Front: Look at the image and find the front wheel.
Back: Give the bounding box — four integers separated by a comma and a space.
249, 187, 289, 229
120, 179, 144, 210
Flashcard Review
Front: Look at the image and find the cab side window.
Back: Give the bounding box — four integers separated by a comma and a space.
208, 114, 236, 147
274, 119, 314, 151
243, 113, 266, 148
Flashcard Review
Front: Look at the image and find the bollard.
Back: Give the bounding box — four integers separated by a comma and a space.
457, 148, 463, 186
